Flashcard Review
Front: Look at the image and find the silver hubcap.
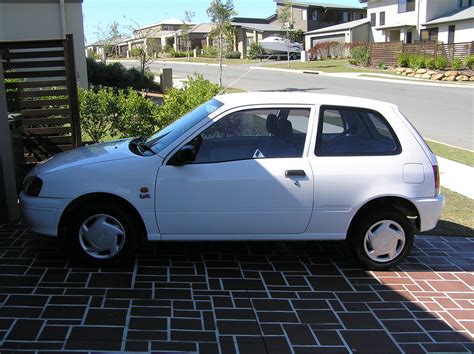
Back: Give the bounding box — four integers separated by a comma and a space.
363, 220, 406, 263
78, 214, 126, 259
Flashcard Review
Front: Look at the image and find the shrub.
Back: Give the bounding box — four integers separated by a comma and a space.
86, 57, 159, 90
465, 55, 474, 69
451, 57, 463, 70
78, 86, 118, 143
224, 51, 241, 59
200, 46, 218, 58
115, 89, 161, 138
378, 61, 387, 70
247, 42, 266, 59
157, 74, 220, 127
408, 54, 427, 70
350, 45, 370, 66
397, 53, 409, 67
434, 56, 448, 70
425, 57, 436, 70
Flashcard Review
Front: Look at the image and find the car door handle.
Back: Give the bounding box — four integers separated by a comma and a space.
285, 170, 306, 177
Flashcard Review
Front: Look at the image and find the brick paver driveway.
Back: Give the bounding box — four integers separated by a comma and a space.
0, 222, 473, 353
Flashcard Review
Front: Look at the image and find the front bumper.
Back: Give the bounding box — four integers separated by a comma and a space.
410, 194, 445, 232
19, 192, 71, 237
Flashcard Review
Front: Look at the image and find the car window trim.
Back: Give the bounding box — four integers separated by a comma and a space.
163, 104, 316, 166
315, 105, 402, 157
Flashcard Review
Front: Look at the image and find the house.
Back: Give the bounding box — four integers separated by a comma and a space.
274, 0, 367, 32
0, 0, 88, 88
231, 16, 286, 58
305, 17, 370, 48
360, 0, 474, 44
175, 23, 214, 52
118, 18, 195, 57
85, 35, 130, 59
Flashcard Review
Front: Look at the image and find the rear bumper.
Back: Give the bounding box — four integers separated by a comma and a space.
19, 192, 71, 237
410, 194, 445, 232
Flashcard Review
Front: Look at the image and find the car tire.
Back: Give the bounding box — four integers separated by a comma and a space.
349, 208, 414, 271
66, 202, 139, 265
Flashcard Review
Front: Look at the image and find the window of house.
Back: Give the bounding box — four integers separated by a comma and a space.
359, 13, 364, 20
311, 10, 318, 21
406, 31, 412, 43
315, 106, 400, 156
302, 9, 308, 21
192, 108, 311, 163
448, 25, 455, 44
370, 13, 376, 26
420, 28, 438, 42
380, 12, 385, 26
398, 0, 415, 13
343, 11, 350, 22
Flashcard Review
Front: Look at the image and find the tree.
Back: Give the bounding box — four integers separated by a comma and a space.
181, 10, 195, 61
129, 47, 151, 86
277, 0, 294, 68
206, 0, 237, 87
93, 21, 122, 64
125, 17, 155, 86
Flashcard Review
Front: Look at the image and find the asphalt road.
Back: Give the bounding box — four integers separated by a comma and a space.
121, 60, 473, 150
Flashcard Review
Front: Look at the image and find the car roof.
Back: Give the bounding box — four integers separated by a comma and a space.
215, 92, 397, 111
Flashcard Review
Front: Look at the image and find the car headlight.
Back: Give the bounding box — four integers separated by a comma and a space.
22, 176, 43, 197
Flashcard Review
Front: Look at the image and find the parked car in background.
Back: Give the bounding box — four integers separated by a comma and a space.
20, 93, 444, 270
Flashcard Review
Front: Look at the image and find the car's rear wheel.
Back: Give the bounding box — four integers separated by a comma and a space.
349, 208, 414, 270
66, 202, 138, 265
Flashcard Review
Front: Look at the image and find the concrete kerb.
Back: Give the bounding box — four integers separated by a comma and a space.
249, 66, 474, 89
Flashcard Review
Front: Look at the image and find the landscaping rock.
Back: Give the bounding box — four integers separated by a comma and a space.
445, 71, 458, 77
407, 73, 415, 77
427, 70, 437, 76
456, 75, 469, 81
445, 76, 456, 81
470, 76, 474, 81
405, 68, 414, 74
431, 73, 444, 80
416, 69, 427, 74
414, 74, 423, 78
421, 73, 432, 79
396, 67, 406, 73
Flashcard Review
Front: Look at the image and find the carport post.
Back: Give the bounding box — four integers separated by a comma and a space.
0, 52, 20, 223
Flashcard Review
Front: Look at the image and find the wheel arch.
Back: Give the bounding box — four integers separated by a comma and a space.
348, 196, 421, 236
58, 192, 147, 242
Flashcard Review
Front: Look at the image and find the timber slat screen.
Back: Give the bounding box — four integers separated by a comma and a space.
371, 41, 474, 65
1, 35, 81, 166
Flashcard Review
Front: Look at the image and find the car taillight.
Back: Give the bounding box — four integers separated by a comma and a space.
433, 165, 440, 196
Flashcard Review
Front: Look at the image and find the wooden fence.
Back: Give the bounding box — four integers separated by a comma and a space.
0, 34, 81, 167
370, 41, 474, 65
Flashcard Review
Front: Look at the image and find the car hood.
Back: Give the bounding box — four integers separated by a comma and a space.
32, 139, 137, 176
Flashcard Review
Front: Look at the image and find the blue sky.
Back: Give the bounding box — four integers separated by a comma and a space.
83, 0, 364, 44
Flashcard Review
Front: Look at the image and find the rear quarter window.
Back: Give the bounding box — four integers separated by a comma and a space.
316, 106, 401, 156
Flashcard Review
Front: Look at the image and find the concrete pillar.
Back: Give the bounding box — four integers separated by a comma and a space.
0, 55, 20, 223
300, 50, 307, 62
193, 48, 198, 58
160, 68, 173, 93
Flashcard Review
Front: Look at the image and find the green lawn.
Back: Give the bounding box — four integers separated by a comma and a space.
423, 187, 474, 237
427, 140, 474, 167
265, 59, 385, 73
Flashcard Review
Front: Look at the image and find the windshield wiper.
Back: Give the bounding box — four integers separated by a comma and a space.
131, 137, 156, 155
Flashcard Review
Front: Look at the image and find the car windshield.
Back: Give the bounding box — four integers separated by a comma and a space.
144, 98, 223, 153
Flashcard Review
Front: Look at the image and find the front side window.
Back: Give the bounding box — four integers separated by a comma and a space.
420, 28, 438, 42
191, 108, 311, 164
398, 0, 415, 13
380, 12, 385, 26
370, 13, 376, 26
316, 106, 400, 156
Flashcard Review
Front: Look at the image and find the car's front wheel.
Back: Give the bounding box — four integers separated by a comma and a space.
66, 202, 138, 265
349, 208, 414, 270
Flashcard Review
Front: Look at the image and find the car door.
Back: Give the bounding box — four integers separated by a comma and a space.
155, 105, 315, 236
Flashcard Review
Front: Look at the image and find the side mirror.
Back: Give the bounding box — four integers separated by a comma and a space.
168, 145, 197, 166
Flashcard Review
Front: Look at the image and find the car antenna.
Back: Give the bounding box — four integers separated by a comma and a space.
217, 54, 279, 95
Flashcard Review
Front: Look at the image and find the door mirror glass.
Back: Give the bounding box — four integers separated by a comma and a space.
169, 145, 197, 166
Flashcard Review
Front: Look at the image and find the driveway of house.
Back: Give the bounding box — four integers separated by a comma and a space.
119, 60, 473, 150
0, 222, 472, 353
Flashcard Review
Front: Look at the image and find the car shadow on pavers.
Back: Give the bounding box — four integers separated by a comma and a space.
0, 222, 473, 353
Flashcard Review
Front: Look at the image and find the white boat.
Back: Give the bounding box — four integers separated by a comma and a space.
259, 36, 303, 54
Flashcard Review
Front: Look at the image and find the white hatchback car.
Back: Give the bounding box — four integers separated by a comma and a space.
20, 93, 444, 270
